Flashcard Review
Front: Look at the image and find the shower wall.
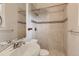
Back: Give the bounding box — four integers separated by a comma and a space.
67, 3, 79, 55
36, 23, 65, 51
31, 3, 67, 52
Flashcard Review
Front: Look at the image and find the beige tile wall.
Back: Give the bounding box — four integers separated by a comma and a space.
32, 3, 67, 53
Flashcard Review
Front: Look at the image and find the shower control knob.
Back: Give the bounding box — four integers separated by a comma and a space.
35, 27, 37, 31
28, 28, 32, 31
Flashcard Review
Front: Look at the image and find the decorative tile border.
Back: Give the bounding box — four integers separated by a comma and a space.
31, 18, 67, 24
18, 21, 26, 24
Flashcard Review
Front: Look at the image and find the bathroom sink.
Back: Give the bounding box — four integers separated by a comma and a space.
0, 45, 14, 56
10, 43, 40, 56
0, 43, 40, 56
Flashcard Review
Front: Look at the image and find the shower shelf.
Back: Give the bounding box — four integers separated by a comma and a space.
18, 21, 26, 24
18, 10, 26, 16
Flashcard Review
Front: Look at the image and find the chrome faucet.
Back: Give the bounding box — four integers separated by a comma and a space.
7, 40, 12, 44
13, 41, 25, 49
13, 42, 21, 49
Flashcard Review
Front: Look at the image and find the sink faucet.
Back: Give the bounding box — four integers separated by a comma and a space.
13, 41, 25, 49
7, 40, 12, 44
13, 42, 21, 49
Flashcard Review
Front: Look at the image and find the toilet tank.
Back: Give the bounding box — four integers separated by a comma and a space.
0, 27, 15, 42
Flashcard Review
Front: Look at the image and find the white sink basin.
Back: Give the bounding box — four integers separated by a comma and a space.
0, 43, 40, 56
10, 43, 40, 56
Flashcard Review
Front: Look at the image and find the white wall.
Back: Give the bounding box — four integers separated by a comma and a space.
67, 3, 79, 55
26, 4, 33, 40
67, 3, 78, 31
17, 4, 26, 11
32, 3, 64, 9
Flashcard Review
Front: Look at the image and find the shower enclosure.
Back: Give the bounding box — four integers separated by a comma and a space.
27, 3, 67, 55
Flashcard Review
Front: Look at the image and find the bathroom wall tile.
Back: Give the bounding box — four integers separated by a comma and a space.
31, 4, 67, 53
34, 23, 65, 52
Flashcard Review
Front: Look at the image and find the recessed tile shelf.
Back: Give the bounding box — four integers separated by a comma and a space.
18, 10, 26, 16
18, 21, 26, 24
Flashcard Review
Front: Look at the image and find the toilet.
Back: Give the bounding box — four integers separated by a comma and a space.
30, 39, 49, 56
25, 39, 49, 56
40, 49, 49, 56
31, 39, 49, 56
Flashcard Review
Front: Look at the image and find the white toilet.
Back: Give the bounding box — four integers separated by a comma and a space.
30, 39, 49, 56
40, 49, 49, 56
22, 39, 49, 56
